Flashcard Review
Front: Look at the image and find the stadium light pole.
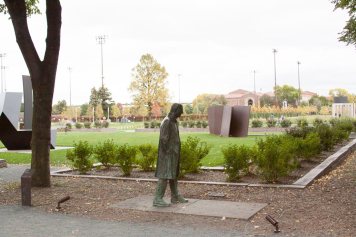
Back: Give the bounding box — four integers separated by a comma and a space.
96, 35, 107, 87
297, 61, 301, 106
273, 49, 278, 107
68, 67, 72, 106
178, 74, 182, 103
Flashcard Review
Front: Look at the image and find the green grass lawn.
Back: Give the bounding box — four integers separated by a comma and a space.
2, 131, 261, 167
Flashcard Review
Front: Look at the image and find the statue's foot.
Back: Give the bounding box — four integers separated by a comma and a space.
171, 195, 188, 204
153, 198, 170, 207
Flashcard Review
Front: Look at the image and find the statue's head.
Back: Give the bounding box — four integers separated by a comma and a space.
168, 103, 183, 120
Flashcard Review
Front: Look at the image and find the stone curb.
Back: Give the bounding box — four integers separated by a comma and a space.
51, 138, 356, 189
293, 138, 356, 187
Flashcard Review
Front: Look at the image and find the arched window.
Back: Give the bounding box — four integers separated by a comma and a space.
248, 99, 253, 106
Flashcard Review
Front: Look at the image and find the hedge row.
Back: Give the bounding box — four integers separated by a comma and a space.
65, 120, 109, 130
66, 136, 211, 177
67, 118, 354, 182
144, 120, 209, 129
224, 118, 353, 182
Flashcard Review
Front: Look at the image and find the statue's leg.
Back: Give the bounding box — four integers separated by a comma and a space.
170, 179, 188, 204
153, 179, 170, 207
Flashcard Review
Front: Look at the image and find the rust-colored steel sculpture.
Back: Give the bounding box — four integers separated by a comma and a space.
208, 105, 250, 137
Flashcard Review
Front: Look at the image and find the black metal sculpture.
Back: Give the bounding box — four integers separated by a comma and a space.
0, 75, 56, 150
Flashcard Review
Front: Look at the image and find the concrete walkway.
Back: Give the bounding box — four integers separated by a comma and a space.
0, 164, 31, 183
0, 206, 252, 237
0, 164, 65, 183
0, 165, 273, 237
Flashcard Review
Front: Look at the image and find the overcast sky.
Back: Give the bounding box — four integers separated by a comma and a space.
0, 0, 355, 105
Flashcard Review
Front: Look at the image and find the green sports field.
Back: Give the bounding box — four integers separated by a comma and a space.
1, 131, 263, 167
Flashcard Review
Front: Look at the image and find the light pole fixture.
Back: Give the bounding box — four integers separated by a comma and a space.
272, 49, 278, 107
96, 35, 107, 87
68, 67, 72, 107
253, 70, 257, 106
253, 70, 257, 94
297, 61, 301, 106
178, 74, 182, 103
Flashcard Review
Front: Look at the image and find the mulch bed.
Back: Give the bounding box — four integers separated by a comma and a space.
1, 141, 355, 236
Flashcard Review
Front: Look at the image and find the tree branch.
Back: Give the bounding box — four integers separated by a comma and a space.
43, 0, 61, 84
4, 0, 41, 79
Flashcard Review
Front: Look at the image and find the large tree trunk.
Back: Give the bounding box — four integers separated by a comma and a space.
147, 102, 153, 121
5, 0, 62, 187
30, 78, 55, 186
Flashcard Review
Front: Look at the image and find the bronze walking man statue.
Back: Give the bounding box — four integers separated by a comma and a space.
153, 103, 188, 207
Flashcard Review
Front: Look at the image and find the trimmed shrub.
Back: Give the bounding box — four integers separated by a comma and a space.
75, 122, 83, 129
296, 132, 321, 160
315, 124, 334, 151
181, 121, 188, 128
155, 121, 161, 128
254, 135, 297, 183
332, 127, 350, 144
313, 118, 324, 127
286, 126, 315, 139
116, 144, 137, 176
188, 120, 195, 128
202, 120, 208, 128
144, 121, 150, 128
196, 120, 202, 128
102, 120, 109, 128
222, 144, 255, 182
94, 120, 102, 128
66, 141, 93, 174
179, 136, 211, 177
332, 119, 353, 133
329, 118, 338, 126
251, 119, 263, 128
65, 122, 72, 130
150, 121, 156, 129
296, 118, 308, 128
137, 144, 158, 171
84, 122, 91, 128
315, 122, 349, 150
352, 120, 356, 132
266, 119, 277, 128
280, 119, 292, 128
94, 139, 117, 168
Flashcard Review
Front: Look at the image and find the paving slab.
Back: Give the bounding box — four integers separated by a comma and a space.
112, 195, 267, 220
